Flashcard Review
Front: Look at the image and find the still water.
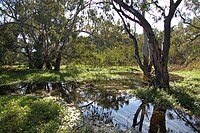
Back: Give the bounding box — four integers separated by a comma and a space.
0, 81, 199, 132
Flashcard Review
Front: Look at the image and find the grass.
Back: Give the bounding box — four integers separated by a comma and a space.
0, 96, 81, 133
171, 69, 200, 96
129, 69, 200, 116
0, 65, 140, 86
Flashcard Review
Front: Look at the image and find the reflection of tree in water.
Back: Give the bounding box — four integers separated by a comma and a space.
131, 100, 199, 133
149, 106, 166, 133
132, 100, 148, 131
82, 104, 113, 125
0, 82, 130, 110
131, 100, 166, 133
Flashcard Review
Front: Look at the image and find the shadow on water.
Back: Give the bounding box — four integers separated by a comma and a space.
0, 81, 199, 132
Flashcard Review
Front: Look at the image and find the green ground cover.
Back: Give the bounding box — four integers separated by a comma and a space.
129, 69, 200, 116
0, 65, 199, 132
0, 96, 81, 133
0, 65, 140, 86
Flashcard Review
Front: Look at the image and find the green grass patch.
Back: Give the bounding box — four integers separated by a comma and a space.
171, 69, 200, 79
0, 96, 81, 133
0, 65, 140, 86
171, 69, 200, 96
129, 69, 200, 115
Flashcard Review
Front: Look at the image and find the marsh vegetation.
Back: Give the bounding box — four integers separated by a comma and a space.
0, 66, 200, 132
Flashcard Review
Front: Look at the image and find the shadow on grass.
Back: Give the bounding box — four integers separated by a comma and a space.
167, 86, 200, 114
0, 68, 83, 86
132, 85, 200, 116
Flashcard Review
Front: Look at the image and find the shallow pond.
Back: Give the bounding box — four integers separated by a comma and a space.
0, 81, 199, 132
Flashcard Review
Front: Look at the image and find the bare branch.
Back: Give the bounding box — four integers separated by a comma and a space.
153, 1, 166, 17
177, 10, 200, 29
113, 5, 142, 25
185, 33, 200, 43
112, 1, 145, 72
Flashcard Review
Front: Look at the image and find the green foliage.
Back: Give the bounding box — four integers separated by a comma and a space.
132, 87, 178, 108
65, 20, 135, 67
171, 69, 200, 95
170, 19, 200, 65
0, 25, 20, 65
0, 0, 85, 69
67, 42, 135, 67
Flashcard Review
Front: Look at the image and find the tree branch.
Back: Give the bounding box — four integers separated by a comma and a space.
168, 0, 182, 20
113, 5, 142, 26
184, 33, 200, 43
112, 1, 145, 72
177, 10, 200, 29
153, 1, 166, 18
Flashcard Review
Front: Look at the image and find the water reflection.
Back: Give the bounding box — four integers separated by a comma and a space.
0, 82, 199, 132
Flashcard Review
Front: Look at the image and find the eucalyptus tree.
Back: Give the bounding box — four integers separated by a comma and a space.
0, 0, 89, 70
0, 0, 65, 69
110, 0, 183, 88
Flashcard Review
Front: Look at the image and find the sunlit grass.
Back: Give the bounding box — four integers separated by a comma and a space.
170, 69, 200, 96
0, 96, 81, 132
0, 65, 139, 86
171, 69, 200, 79
0, 65, 199, 131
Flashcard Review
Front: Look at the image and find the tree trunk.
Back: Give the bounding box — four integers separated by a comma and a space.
162, 18, 171, 87
27, 54, 34, 69
45, 60, 52, 70
28, 60, 34, 69
153, 18, 171, 88
54, 52, 61, 71
33, 62, 43, 69
142, 4, 152, 81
